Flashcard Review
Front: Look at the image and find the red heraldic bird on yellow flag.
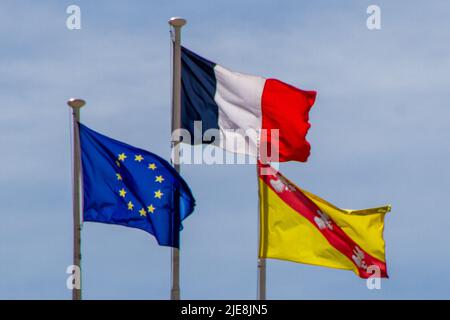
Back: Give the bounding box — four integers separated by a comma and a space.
258, 162, 391, 279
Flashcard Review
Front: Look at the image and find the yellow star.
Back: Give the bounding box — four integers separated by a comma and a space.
155, 175, 164, 183
148, 163, 157, 170
154, 190, 163, 199
118, 153, 127, 162
127, 201, 134, 210
119, 188, 127, 198
116, 161, 121, 167
139, 208, 147, 217
147, 205, 155, 214
135, 154, 144, 162
116, 173, 122, 181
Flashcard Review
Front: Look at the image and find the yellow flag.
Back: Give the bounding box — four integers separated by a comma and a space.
258, 164, 391, 278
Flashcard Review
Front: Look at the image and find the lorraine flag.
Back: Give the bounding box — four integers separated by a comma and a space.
181, 46, 317, 162
79, 123, 195, 248
258, 163, 391, 278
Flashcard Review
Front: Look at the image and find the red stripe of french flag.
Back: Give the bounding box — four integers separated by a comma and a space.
260, 79, 317, 162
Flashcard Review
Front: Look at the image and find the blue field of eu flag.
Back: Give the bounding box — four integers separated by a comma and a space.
78, 123, 195, 248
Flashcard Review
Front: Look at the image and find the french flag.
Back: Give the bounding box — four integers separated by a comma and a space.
181, 46, 317, 162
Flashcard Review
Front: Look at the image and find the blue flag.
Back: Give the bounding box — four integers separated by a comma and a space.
79, 123, 195, 248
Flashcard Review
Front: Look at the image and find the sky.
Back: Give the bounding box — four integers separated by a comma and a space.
0, 0, 449, 299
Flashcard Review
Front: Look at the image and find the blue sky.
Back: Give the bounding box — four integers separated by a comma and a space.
1, 0, 450, 299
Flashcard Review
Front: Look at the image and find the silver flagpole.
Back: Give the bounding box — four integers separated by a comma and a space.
257, 177, 267, 301
67, 98, 86, 300
168, 16, 186, 301
257, 137, 266, 300
257, 258, 267, 300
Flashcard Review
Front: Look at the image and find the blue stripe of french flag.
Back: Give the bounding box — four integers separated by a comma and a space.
180, 46, 316, 162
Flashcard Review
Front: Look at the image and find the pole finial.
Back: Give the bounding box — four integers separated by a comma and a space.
67, 98, 86, 109
168, 17, 187, 28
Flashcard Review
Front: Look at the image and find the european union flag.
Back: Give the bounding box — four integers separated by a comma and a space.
79, 123, 195, 248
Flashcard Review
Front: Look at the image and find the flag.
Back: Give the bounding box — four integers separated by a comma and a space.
79, 123, 195, 248
258, 163, 390, 278
181, 46, 317, 162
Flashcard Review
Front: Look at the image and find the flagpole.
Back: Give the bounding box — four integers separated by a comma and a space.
257, 173, 267, 301
67, 98, 86, 300
256, 139, 266, 300
169, 16, 186, 301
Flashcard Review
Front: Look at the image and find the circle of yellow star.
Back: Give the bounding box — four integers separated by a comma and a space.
116, 173, 122, 181
154, 190, 163, 199
135, 154, 144, 162
147, 205, 155, 214
148, 163, 157, 170
119, 188, 127, 198
118, 153, 127, 162
116, 161, 121, 167
127, 201, 134, 210
139, 208, 147, 217
155, 175, 164, 183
